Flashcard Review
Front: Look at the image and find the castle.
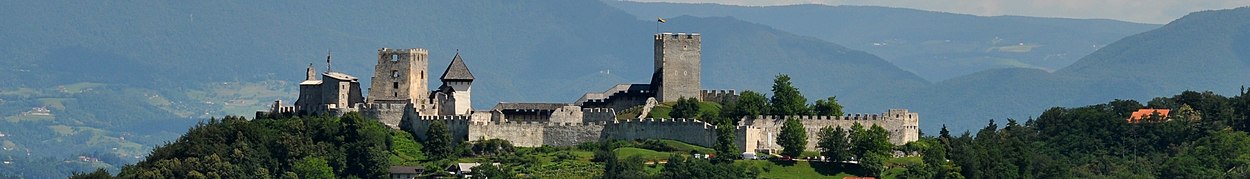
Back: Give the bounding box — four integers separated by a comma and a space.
260, 32, 920, 152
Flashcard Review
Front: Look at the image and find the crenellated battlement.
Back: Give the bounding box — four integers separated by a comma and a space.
581, 108, 616, 113
417, 115, 470, 120
699, 89, 738, 103
655, 32, 701, 40
378, 48, 428, 54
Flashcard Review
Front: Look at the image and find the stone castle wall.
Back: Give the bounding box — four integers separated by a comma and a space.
581, 108, 616, 123
363, 103, 412, 129
742, 109, 920, 151
699, 89, 737, 104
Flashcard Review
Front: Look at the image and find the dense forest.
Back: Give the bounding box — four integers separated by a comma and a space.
913, 89, 1250, 178
71, 113, 397, 178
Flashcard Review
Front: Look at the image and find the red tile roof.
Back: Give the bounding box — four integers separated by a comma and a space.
1127, 109, 1170, 123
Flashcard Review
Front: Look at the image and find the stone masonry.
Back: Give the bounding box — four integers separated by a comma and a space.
263, 32, 920, 154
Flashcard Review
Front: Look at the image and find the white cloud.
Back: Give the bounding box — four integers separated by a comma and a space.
625, 0, 1250, 24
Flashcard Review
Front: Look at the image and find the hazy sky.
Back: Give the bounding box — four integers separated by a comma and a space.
628, 0, 1250, 24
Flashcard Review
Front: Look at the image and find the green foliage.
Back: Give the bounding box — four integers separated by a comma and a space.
292, 157, 333, 179
669, 97, 701, 119
424, 120, 455, 160
88, 113, 396, 178
468, 139, 516, 157
341, 113, 391, 178
813, 96, 844, 116
660, 155, 757, 178
69, 169, 112, 179
389, 130, 426, 166
777, 118, 807, 157
939, 90, 1250, 178
726, 91, 769, 121
1161, 130, 1250, 178
712, 123, 739, 163
603, 154, 649, 179
769, 74, 809, 116
470, 164, 512, 179
817, 126, 851, 162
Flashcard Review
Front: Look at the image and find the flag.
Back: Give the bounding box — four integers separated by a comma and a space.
657, 17, 666, 23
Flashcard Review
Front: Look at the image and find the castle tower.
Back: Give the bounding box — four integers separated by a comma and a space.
368, 48, 430, 108
437, 53, 475, 115
652, 32, 702, 102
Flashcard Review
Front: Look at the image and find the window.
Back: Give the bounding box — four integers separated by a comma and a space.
393, 82, 399, 89
392, 70, 400, 78
390, 54, 400, 62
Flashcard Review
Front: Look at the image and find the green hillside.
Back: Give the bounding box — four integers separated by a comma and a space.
1059, 7, 1250, 96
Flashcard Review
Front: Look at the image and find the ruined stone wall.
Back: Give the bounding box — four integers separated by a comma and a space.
700, 89, 738, 104
410, 116, 471, 142
548, 106, 584, 123
466, 122, 547, 146
601, 118, 716, 147
543, 123, 605, 146
581, 108, 616, 123
462, 122, 604, 147
368, 48, 429, 108
742, 109, 920, 151
363, 103, 411, 129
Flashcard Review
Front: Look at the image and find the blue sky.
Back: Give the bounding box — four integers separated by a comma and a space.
628, 0, 1250, 24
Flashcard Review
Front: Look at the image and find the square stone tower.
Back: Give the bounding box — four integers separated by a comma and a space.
652, 32, 702, 102
368, 48, 429, 107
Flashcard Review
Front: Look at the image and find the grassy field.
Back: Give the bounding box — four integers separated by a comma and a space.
615, 147, 674, 161
738, 160, 859, 178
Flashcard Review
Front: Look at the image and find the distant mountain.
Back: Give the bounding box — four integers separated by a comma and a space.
604, 1, 1160, 82
1058, 7, 1250, 96
0, 1, 928, 177
905, 7, 1250, 131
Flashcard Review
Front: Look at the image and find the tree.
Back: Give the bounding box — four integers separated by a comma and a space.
712, 123, 739, 163
341, 112, 391, 178
817, 126, 850, 162
293, 156, 334, 179
424, 120, 455, 160
669, 97, 701, 119
769, 74, 809, 116
860, 152, 888, 176
661, 155, 756, 178
604, 155, 648, 179
813, 96, 844, 116
726, 90, 768, 120
470, 164, 512, 179
778, 118, 808, 157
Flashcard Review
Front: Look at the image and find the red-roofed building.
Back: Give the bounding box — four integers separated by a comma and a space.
1127, 109, 1170, 123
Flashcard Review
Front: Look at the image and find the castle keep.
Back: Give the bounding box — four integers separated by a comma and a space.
261, 32, 920, 152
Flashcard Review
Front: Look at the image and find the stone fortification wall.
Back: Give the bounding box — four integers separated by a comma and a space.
581, 108, 616, 123
742, 109, 919, 151
699, 89, 738, 104
410, 115, 472, 142
363, 102, 412, 129
463, 121, 604, 147
548, 106, 585, 123
601, 118, 716, 147
576, 84, 654, 111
